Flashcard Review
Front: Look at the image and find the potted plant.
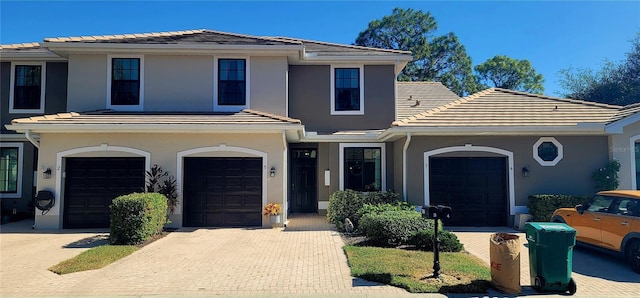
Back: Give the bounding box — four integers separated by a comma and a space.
263, 202, 282, 224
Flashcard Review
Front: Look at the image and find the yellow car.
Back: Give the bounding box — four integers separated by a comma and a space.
551, 190, 640, 273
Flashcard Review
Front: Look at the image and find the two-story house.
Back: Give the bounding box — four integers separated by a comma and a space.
3, 29, 639, 229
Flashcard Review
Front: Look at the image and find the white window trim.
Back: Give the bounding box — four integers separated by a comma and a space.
0, 143, 24, 199
339, 143, 386, 191
214, 56, 250, 112
533, 137, 563, 166
330, 65, 365, 115
9, 62, 46, 114
630, 134, 640, 190
106, 55, 145, 111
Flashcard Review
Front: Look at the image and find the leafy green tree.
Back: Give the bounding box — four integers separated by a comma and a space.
559, 33, 640, 105
355, 8, 479, 96
474, 55, 545, 94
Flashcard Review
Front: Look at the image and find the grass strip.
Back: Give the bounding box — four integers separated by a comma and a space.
49, 245, 138, 275
344, 245, 491, 293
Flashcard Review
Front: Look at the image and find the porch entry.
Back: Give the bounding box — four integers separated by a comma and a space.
290, 149, 317, 213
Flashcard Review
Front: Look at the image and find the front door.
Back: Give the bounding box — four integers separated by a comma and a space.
290, 149, 317, 213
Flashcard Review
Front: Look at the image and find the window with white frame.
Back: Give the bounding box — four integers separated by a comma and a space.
533, 137, 563, 166
331, 65, 364, 115
0, 143, 23, 198
9, 62, 46, 113
107, 56, 144, 110
339, 143, 385, 191
214, 58, 249, 112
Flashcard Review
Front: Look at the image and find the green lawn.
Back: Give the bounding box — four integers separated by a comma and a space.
49, 245, 139, 275
344, 245, 491, 293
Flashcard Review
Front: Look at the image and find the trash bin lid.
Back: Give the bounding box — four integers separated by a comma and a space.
526, 222, 576, 233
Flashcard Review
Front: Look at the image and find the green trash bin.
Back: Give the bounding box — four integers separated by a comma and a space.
524, 222, 577, 295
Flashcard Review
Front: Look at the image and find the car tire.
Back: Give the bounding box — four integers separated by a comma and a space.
627, 240, 640, 274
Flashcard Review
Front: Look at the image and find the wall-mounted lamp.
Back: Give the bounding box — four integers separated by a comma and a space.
522, 167, 530, 178
270, 167, 276, 177
43, 168, 52, 179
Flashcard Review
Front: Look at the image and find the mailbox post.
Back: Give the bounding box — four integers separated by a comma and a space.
421, 205, 452, 278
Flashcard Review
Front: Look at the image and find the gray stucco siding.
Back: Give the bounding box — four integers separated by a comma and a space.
67, 54, 107, 112
288, 65, 396, 132
403, 136, 610, 210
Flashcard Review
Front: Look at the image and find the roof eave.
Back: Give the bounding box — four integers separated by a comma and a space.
379, 124, 608, 139
41, 42, 304, 53
302, 54, 412, 62
5, 123, 304, 134
606, 112, 640, 134
0, 51, 66, 61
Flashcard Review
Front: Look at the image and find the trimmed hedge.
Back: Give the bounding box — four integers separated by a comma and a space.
357, 201, 415, 218
409, 229, 463, 252
109, 192, 168, 245
527, 194, 589, 222
359, 210, 434, 247
327, 190, 402, 231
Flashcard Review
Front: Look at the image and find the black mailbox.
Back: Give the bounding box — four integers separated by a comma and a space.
422, 205, 452, 220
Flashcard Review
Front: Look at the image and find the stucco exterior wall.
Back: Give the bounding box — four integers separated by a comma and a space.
67, 54, 107, 112
34, 132, 286, 229
288, 65, 396, 132
249, 57, 288, 116
610, 120, 640, 190
404, 136, 610, 212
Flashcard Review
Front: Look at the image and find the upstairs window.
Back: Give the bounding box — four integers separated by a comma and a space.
331, 66, 364, 115
10, 62, 45, 113
111, 58, 140, 105
218, 59, 247, 106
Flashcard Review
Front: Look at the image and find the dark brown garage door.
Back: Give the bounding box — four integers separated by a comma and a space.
64, 157, 145, 229
183, 157, 262, 227
429, 157, 507, 226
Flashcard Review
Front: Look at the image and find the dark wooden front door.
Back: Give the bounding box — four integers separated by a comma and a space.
183, 157, 262, 227
63, 157, 145, 229
429, 157, 507, 226
290, 149, 317, 213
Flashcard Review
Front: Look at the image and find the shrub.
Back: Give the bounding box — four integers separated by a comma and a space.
527, 194, 589, 222
410, 229, 464, 252
109, 192, 168, 245
592, 160, 621, 192
327, 190, 403, 231
357, 201, 415, 218
359, 210, 434, 247
146, 164, 179, 215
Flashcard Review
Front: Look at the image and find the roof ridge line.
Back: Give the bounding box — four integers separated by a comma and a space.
200, 30, 303, 45
44, 29, 208, 42
492, 88, 622, 109
268, 36, 411, 54
242, 109, 301, 124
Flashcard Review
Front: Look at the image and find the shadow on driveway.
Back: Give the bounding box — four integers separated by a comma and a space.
571, 245, 640, 282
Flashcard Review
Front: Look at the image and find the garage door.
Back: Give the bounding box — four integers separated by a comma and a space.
183, 157, 262, 227
64, 157, 145, 229
429, 157, 507, 226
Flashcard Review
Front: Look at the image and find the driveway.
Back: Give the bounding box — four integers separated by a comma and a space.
0, 215, 426, 297
451, 227, 640, 297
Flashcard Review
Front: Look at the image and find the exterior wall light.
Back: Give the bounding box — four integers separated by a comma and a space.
270, 167, 276, 177
43, 168, 52, 179
522, 167, 530, 177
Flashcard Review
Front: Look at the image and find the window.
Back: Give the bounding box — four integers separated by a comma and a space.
533, 137, 563, 166
615, 198, 639, 217
586, 195, 615, 213
636, 142, 639, 189
216, 58, 248, 110
339, 143, 385, 192
9, 62, 45, 113
107, 56, 144, 110
0, 143, 23, 198
331, 65, 364, 115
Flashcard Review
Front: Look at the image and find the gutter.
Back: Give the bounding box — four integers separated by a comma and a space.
402, 132, 412, 202
24, 129, 40, 149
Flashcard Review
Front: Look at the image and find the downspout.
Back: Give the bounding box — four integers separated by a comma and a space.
25, 130, 40, 149
282, 130, 288, 226
402, 132, 412, 202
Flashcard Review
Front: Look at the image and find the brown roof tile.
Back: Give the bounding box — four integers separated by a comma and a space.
396, 82, 460, 120
608, 102, 640, 123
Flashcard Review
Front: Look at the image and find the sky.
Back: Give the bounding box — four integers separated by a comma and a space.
1, 1, 639, 96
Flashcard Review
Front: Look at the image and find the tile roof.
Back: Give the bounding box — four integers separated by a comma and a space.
393, 88, 621, 127
0, 42, 42, 50
43, 29, 300, 46
396, 82, 460, 120
608, 102, 640, 123
271, 37, 411, 56
10, 109, 302, 126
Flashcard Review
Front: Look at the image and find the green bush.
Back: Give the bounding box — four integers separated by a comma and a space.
527, 194, 589, 222
327, 190, 403, 231
592, 160, 621, 192
357, 201, 415, 218
109, 192, 168, 245
409, 229, 463, 252
359, 210, 434, 247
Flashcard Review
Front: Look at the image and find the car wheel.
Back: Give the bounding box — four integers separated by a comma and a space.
534, 276, 545, 292
627, 241, 640, 274
567, 278, 577, 295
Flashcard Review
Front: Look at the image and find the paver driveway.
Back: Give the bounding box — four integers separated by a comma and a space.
0, 215, 416, 297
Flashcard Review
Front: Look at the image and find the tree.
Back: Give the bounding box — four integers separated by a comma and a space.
355, 8, 479, 96
474, 55, 545, 94
559, 33, 640, 105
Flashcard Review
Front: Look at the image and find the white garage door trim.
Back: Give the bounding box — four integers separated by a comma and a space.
424, 145, 517, 215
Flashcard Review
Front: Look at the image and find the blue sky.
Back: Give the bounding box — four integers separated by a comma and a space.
1, 1, 638, 96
